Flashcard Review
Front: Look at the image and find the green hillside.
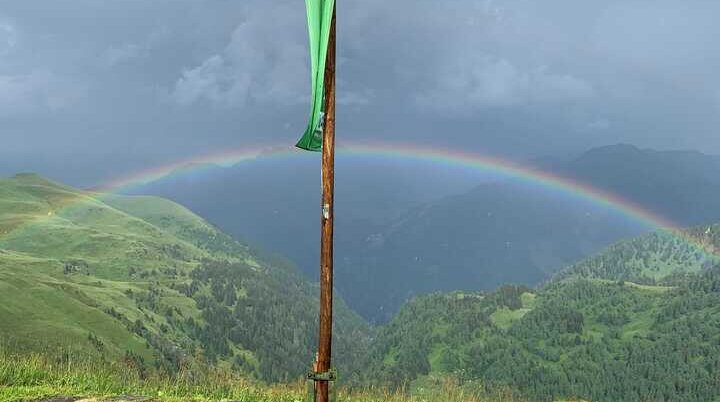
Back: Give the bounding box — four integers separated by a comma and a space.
363, 227, 720, 402
554, 225, 720, 284
4, 172, 720, 402
0, 173, 370, 383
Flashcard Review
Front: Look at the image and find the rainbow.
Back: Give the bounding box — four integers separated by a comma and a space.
346, 141, 681, 231
100, 140, 678, 231
5, 140, 717, 259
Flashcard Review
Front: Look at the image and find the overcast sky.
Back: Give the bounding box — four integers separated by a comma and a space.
1, 0, 719, 186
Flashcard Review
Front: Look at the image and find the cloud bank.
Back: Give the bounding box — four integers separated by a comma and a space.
0, 0, 718, 184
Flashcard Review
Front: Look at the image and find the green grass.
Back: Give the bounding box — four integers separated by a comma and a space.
0, 174, 263, 364
0, 351, 528, 402
490, 307, 529, 330
0, 259, 155, 363
490, 293, 536, 330
0, 174, 249, 372
0, 173, 375, 385
621, 281, 674, 293
0, 349, 304, 402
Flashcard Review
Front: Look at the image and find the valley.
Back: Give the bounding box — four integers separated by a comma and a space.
2, 168, 720, 402
132, 144, 720, 322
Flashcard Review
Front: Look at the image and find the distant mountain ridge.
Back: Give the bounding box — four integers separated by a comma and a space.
131, 144, 720, 322
128, 155, 487, 277
335, 181, 645, 321
334, 144, 720, 321
557, 144, 720, 226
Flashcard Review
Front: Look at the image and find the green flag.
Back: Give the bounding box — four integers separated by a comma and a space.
296, 0, 335, 152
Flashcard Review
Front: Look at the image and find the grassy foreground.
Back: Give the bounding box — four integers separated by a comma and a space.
0, 350, 523, 402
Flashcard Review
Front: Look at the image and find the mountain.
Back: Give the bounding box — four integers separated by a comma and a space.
557, 144, 720, 226
334, 144, 720, 321
127, 154, 490, 281
132, 144, 720, 322
361, 224, 720, 402
336, 182, 646, 321
553, 223, 720, 284
0, 173, 371, 383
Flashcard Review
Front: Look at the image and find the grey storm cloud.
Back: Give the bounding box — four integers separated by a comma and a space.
173, 2, 309, 108
0, 0, 719, 185
415, 56, 595, 112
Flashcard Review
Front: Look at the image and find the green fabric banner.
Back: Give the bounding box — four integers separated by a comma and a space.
296, 0, 335, 152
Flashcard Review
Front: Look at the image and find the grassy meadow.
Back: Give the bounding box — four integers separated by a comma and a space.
0, 349, 527, 402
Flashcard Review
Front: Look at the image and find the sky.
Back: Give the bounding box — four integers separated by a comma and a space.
1, 0, 719, 186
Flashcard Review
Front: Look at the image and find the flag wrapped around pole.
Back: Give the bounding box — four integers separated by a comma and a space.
296, 0, 336, 152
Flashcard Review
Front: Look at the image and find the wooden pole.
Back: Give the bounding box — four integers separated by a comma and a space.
316, 5, 336, 402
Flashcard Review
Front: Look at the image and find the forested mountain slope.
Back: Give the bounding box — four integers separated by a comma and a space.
363, 225, 720, 402
554, 224, 720, 284
0, 173, 370, 383
557, 144, 720, 226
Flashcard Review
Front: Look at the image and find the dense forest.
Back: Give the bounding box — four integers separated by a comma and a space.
171, 258, 370, 382
362, 236, 720, 402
